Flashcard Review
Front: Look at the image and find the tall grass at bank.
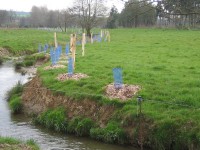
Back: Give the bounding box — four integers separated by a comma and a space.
0, 137, 39, 150
7, 82, 23, 113
0, 57, 3, 65
34, 108, 127, 144
15, 53, 47, 69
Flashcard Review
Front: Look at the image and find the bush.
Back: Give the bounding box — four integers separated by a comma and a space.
75, 118, 95, 136
9, 96, 22, 113
90, 122, 127, 144
36, 107, 67, 132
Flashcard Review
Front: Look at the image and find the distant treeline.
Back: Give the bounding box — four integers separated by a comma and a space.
1, 0, 200, 29
107, 0, 200, 28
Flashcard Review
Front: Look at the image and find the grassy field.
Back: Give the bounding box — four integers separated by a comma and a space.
0, 29, 69, 55
2, 28, 200, 148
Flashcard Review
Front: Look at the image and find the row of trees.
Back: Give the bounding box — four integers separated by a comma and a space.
1, 0, 200, 32
0, 10, 16, 27
106, 0, 200, 28
0, 0, 107, 35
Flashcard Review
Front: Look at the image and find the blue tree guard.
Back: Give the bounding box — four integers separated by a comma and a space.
113, 68, 123, 89
55, 47, 59, 63
50, 48, 55, 65
66, 44, 69, 56
44, 44, 48, 53
68, 57, 73, 76
98, 36, 102, 42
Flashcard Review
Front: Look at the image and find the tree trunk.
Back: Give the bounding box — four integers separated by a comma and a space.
86, 27, 91, 37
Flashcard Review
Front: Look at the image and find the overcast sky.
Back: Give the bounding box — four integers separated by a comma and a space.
0, 0, 125, 12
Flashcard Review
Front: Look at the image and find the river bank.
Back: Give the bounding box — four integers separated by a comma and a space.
0, 136, 39, 150
0, 61, 137, 150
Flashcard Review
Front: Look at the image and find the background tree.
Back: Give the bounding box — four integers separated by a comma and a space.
106, 6, 119, 28
71, 0, 107, 36
119, 0, 156, 27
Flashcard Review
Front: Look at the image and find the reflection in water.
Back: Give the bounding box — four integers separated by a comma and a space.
0, 61, 137, 150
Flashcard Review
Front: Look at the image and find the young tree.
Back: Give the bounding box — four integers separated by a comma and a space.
71, 0, 107, 36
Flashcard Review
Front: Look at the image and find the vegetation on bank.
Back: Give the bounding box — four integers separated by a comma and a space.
0, 57, 3, 65
0, 137, 39, 150
7, 82, 23, 113
3, 28, 200, 149
34, 107, 127, 144
15, 53, 47, 69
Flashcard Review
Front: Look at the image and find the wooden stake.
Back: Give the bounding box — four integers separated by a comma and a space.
70, 34, 73, 52
101, 30, 103, 38
71, 34, 76, 69
54, 32, 58, 48
82, 33, 85, 56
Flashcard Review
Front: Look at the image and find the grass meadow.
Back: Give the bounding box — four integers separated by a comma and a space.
2, 28, 200, 148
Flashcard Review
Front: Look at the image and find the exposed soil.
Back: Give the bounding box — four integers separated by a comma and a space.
0, 47, 10, 57
57, 73, 89, 81
0, 144, 34, 150
105, 83, 141, 101
22, 75, 115, 127
44, 64, 65, 70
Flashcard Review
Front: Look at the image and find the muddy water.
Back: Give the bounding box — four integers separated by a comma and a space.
0, 61, 138, 150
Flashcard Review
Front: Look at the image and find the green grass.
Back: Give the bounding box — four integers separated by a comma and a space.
0, 137, 39, 150
14, 53, 47, 69
90, 122, 127, 144
37, 28, 200, 148
2, 28, 200, 148
35, 107, 68, 132
0, 29, 70, 55
7, 82, 23, 113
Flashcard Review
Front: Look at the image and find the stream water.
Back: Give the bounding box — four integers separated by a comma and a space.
0, 61, 138, 150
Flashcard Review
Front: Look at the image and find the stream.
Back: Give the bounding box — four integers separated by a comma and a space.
0, 61, 137, 150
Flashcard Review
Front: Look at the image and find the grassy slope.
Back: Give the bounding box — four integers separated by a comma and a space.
38, 28, 200, 147
0, 29, 69, 54
2, 28, 200, 147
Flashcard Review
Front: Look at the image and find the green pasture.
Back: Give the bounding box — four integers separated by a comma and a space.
2, 28, 200, 148
0, 29, 69, 55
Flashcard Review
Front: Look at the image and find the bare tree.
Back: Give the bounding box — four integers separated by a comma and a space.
71, 0, 107, 36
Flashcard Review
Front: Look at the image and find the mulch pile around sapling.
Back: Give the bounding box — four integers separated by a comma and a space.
105, 83, 141, 101
57, 73, 89, 81
44, 64, 65, 70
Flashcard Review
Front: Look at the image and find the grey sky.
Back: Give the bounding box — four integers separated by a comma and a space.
0, 0, 125, 12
